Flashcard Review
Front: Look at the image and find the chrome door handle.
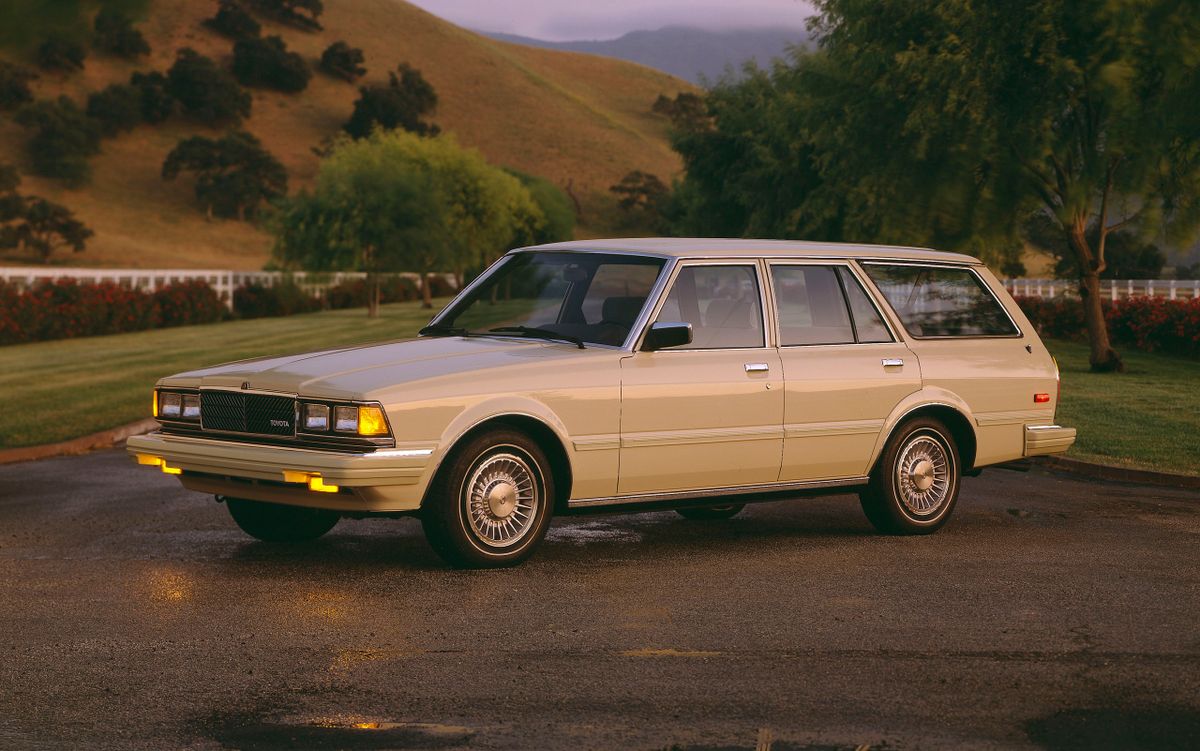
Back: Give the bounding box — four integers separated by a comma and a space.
881, 358, 904, 367
744, 362, 770, 373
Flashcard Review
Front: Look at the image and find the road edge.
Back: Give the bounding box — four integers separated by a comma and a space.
0, 419, 157, 466
1032, 455, 1200, 490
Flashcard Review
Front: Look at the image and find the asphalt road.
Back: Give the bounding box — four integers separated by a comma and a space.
1, 450, 1198, 751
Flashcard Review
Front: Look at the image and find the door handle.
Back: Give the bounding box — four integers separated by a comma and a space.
744, 362, 770, 373
881, 358, 904, 368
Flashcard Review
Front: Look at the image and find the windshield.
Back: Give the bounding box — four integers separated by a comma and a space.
432, 251, 667, 347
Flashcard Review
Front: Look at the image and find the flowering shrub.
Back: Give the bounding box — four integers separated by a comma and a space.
232, 282, 323, 319
324, 276, 419, 309
1015, 295, 1200, 357
0, 278, 227, 345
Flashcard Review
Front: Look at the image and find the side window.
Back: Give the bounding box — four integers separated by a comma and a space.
863, 264, 1019, 337
771, 266, 854, 345
655, 265, 764, 349
836, 267, 893, 343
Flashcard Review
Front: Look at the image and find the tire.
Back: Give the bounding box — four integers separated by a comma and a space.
421, 429, 555, 569
859, 417, 961, 535
675, 504, 745, 520
224, 497, 340, 542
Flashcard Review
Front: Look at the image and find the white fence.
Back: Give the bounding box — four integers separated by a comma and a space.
0, 267, 440, 309
1005, 278, 1200, 301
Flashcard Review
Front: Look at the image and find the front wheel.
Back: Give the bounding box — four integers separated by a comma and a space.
859, 417, 961, 535
421, 429, 555, 568
224, 497, 340, 542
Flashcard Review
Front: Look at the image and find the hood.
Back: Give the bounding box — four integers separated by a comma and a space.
161, 336, 611, 400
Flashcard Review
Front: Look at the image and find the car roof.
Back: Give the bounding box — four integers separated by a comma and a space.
521, 238, 982, 264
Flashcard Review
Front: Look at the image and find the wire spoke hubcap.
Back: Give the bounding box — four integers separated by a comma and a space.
464, 452, 539, 549
896, 435, 951, 517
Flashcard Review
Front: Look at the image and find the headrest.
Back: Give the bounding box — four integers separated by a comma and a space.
601, 296, 645, 326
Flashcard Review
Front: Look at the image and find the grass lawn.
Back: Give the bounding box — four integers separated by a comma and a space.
0, 301, 447, 449
1046, 339, 1199, 476
2, 319, 1197, 476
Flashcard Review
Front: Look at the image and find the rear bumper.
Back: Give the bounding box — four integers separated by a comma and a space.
1023, 424, 1077, 457
126, 431, 436, 512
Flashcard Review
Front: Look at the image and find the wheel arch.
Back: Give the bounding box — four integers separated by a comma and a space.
873, 396, 978, 474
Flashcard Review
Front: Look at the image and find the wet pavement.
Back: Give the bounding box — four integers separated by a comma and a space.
1, 449, 1198, 750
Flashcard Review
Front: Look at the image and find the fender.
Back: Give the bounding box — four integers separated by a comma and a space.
867, 387, 977, 470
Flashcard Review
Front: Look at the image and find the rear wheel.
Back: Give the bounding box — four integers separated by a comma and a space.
421, 429, 554, 568
675, 504, 745, 520
224, 497, 340, 542
859, 417, 961, 535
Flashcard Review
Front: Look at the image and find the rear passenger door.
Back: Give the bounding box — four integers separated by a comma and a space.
770, 263, 921, 482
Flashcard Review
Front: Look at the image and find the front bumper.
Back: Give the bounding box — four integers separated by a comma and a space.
1023, 424, 1077, 457
126, 431, 437, 512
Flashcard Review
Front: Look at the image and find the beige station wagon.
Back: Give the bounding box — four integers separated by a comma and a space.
129, 239, 1076, 567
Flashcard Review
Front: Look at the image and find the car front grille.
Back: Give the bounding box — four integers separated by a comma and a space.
200, 391, 296, 436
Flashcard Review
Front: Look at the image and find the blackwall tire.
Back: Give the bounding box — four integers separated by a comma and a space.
225, 497, 340, 542
859, 417, 961, 535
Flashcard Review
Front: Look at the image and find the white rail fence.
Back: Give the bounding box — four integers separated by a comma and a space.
0, 268, 446, 309
1005, 278, 1200, 301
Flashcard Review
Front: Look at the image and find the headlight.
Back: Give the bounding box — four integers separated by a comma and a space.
160, 392, 182, 418
304, 404, 330, 431
334, 406, 359, 433
182, 394, 200, 419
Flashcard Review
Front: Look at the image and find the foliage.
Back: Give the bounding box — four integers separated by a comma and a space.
93, 8, 149, 59
129, 70, 174, 123
320, 41, 366, 82
344, 63, 438, 139
233, 281, 322, 318
0, 279, 225, 346
324, 275, 419, 308
0, 196, 93, 262
611, 170, 669, 213
651, 92, 708, 132
505, 168, 575, 245
36, 35, 87, 71
13, 96, 102, 185
1024, 213, 1165, 280
248, 0, 323, 32
232, 35, 311, 93
162, 131, 288, 221
204, 0, 261, 40
1016, 296, 1200, 358
86, 83, 143, 136
166, 48, 252, 125
0, 61, 36, 110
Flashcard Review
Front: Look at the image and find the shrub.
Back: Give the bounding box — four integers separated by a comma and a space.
87, 83, 143, 136
320, 41, 365, 82
233, 281, 322, 318
232, 35, 311, 93
36, 36, 87, 72
324, 276, 418, 309
167, 48, 252, 125
204, 0, 261, 40
1015, 295, 1200, 358
0, 279, 226, 346
129, 71, 174, 123
14, 97, 102, 185
0, 61, 36, 110
93, 9, 150, 59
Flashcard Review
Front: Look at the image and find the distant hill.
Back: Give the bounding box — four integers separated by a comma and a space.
485, 26, 810, 86
0, 0, 692, 269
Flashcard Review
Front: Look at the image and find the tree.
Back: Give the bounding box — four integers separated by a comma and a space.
611, 171, 670, 231
93, 8, 150, 59
232, 35, 311, 92
0, 187, 93, 263
249, 0, 323, 31
162, 131, 288, 220
87, 83, 143, 136
204, 0, 262, 40
167, 48, 252, 125
14, 97, 102, 185
130, 71, 174, 123
0, 61, 36, 110
344, 64, 438, 139
1024, 213, 1166, 280
505, 168, 575, 245
652, 92, 709, 132
801, 0, 1200, 371
36, 36, 87, 72
320, 41, 366, 82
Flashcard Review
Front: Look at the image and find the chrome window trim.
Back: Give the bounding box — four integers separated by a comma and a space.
766, 261, 900, 348
859, 261, 1025, 340
630, 258, 772, 352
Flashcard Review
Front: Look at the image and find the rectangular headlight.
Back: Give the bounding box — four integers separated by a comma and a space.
304, 404, 330, 431
182, 394, 200, 419
334, 405, 358, 433
160, 392, 182, 418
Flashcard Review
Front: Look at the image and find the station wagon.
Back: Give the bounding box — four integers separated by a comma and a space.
128, 239, 1076, 567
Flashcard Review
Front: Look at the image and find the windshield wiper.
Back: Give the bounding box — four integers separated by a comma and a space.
488, 326, 586, 349
418, 324, 471, 337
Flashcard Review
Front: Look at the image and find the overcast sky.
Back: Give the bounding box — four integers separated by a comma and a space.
404, 0, 813, 41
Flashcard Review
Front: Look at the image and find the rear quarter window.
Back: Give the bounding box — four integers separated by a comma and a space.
862, 264, 1019, 338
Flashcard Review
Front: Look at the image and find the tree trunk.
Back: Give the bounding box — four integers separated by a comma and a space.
1068, 222, 1122, 372
421, 273, 433, 309
454, 268, 464, 292
366, 272, 380, 318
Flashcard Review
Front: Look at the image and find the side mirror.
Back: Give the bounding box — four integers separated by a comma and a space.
641, 322, 693, 351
